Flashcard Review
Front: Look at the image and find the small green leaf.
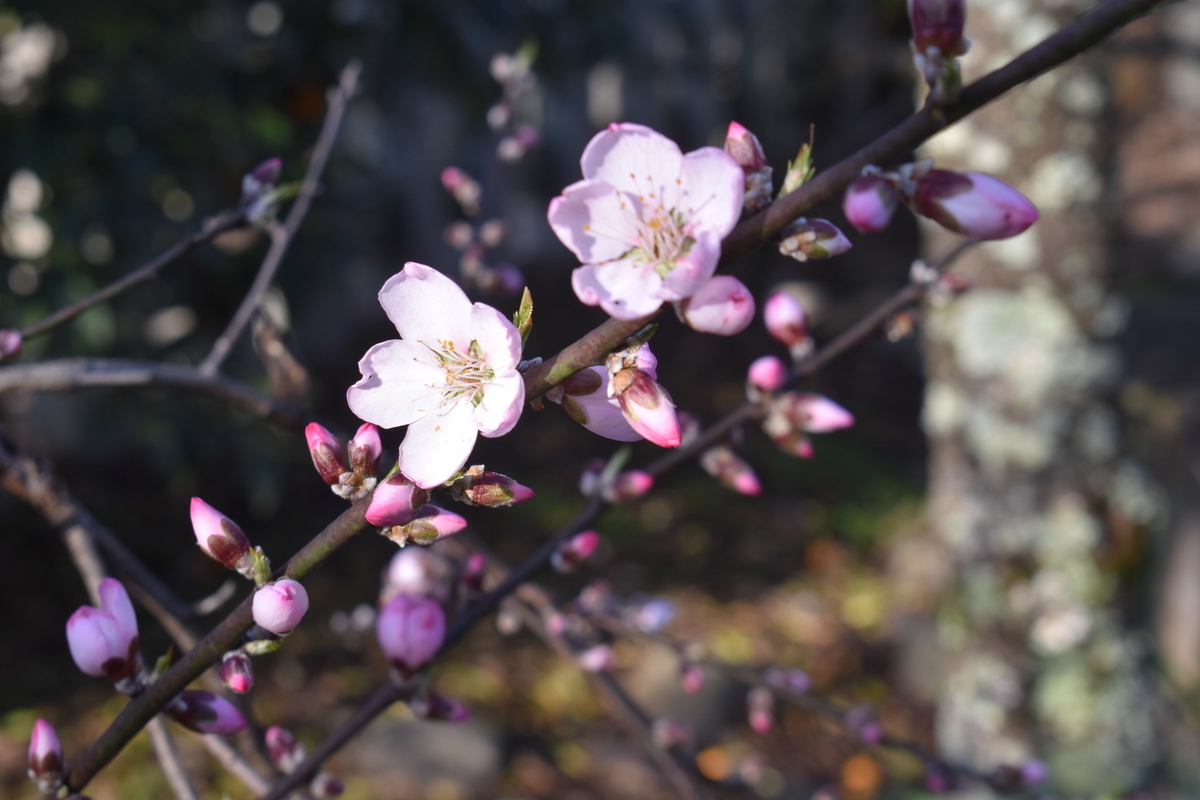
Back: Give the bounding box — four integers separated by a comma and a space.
779, 131, 817, 198
468, 339, 485, 359
512, 286, 534, 348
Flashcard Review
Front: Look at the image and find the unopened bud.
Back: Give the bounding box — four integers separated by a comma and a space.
787, 392, 855, 432
305, 423, 346, 486
576, 579, 614, 615
579, 458, 606, 497
27, 718, 62, 791
66, 578, 140, 683
725, 121, 773, 212
460, 553, 487, 595
366, 474, 430, 526
0, 329, 22, 361
700, 447, 762, 495
908, 0, 966, 57
843, 174, 900, 233
219, 650, 255, 694
252, 579, 309, 635
444, 220, 474, 250
376, 593, 446, 676
450, 468, 535, 507
911, 169, 1038, 240
681, 663, 705, 694
190, 497, 252, 573
610, 369, 681, 448
678, 275, 755, 336
440, 167, 481, 216
608, 470, 654, 502
747, 355, 788, 394
577, 644, 615, 673
552, 530, 601, 573
747, 686, 774, 734
167, 691, 248, 736
384, 505, 468, 546
778, 218, 852, 262
385, 548, 454, 603
415, 692, 470, 722
348, 423, 382, 477
266, 726, 306, 772
310, 772, 345, 799
763, 291, 808, 349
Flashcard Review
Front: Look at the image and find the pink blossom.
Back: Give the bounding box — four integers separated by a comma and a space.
189, 497, 251, 572
678, 275, 755, 336
843, 174, 900, 233
385, 548, 454, 603
560, 344, 657, 442
347, 263, 525, 489
365, 474, 430, 527
305, 423, 346, 485
168, 691, 247, 735
66, 578, 139, 681
611, 368, 681, 448
348, 423, 382, 476
548, 123, 744, 320
747, 356, 788, 393
377, 594, 446, 675
28, 718, 62, 788
252, 579, 309, 634
763, 291, 808, 348
219, 650, 254, 694
912, 170, 1038, 240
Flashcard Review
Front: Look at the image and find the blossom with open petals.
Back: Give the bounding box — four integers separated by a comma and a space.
548, 123, 744, 320
347, 263, 525, 489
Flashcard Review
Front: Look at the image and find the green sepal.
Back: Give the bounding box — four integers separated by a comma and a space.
250, 547, 272, 588
512, 287, 534, 349
243, 639, 283, 656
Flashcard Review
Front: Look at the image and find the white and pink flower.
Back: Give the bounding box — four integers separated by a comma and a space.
347, 263, 525, 489
548, 123, 744, 320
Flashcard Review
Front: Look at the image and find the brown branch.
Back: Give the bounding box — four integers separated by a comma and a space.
147, 718, 204, 800
199, 61, 362, 376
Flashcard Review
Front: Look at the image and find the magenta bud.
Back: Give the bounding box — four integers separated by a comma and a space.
763, 291, 808, 348
678, 275, 756, 336
440, 167, 469, 192
366, 474, 430, 526
28, 718, 62, 789
778, 218, 853, 261
250, 157, 282, 186
452, 470, 535, 507
266, 726, 306, 772
725, 121, 769, 173
908, 0, 966, 56
66, 578, 139, 682
348, 423, 382, 477
219, 650, 254, 694
790, 393, 855, 432
388, 505, 468, 546
681, 663, 706, 694
376, 594, 446, 675
385, 548, 454, 603
460, 553, 486, 594
417, 692, 470, 722
747, 686, 774, 734
699, 447, 762, 496
611, 369, 681, 448
168, 690, 247, 736
843, 174, 900, 233
305, 423, 346, 486
552, 530, 601, 573
0, 328, 21, 361
311, 772, 345, 799
747, 355, 788, 393
577, 644, 615, 673
252, 579, 309, 634
912, 170, 1039, 240
610, 470, 654, 502
190, 497, 251, 571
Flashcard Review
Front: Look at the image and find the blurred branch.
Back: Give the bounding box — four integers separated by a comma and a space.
18, 210, 248, 342
0, 358, 305, 428
199, 60, 362, 376
198, 734, 272, 796
147, 718, 204, 800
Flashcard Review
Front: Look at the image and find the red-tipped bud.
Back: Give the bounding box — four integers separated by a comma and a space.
311, 772, 345, 799
305, 423, 346, 485
252, 579, 309, 634
266, 726, 306, 772
248, 157, 282, 187
450, 470, 535, 507
778, 218, 853, 261
611, 369, 681, 448
385, 548, 454, 603
366, 474, 430, 527
911, 170, 1038, 240
725, 122, 773, 212
66, 578, 139, 682
552, 530, 601, 573
763, 291, 808, 348
908, 0, 966, 56
167, 691, 248, 735
0, 329, 21, 361
348, 423, 382, 477
678, 275, 756, 336
190, 497, 252, 572
843, 174, 900, 233
219, 650, 255, 694
609, 470, 654, 502
789, 393, 855, 432
747, 686, 774, 734
747, 355, 788, 394
577, 644, 615, 673
700, 447, 762, 495
28, 718, 62, 791
385, 505, 468, 546
376, 594, 446, 676
681, 663, 705, 694
415, 692, 471, 722
460, 553, 487, 594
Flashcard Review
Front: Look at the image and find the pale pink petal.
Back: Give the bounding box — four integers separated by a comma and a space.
98, 578, 138, 645
657, 230, 721, 301
469, 303, 522, 372
473, 372, 525, 438
678, 147, 744, 237
66, 608, 124, 677
378, 263, 474, 349
580, 124, 684, 205
572, 261, 665, 320
548, 180, 643, 264
399, 402, 479, 488
570, 369, 643, 441
347, 340, 446, 429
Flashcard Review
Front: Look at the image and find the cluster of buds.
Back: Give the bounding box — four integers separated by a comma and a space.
444, 218, 525, 296
724, 121, 773, 213
675, 274, 756, 336
240, 157, 290, 223
699, 446, 762, 495
376, 592, 446, 678
27, 719, 62, 792
66, 578, 142, 692
908, 0, 968, 103
219, 650, 254, 693
305, 422, 382, 501
777, 218, 852, 262
606, 343, 681, 448
487, 43, 538, 135
381, 505, 469, 547
190, 498, 257, 579
440, 167, 481, 217
763, 392, 855, 459
447, 465, 535, 508
165, 690, 247, 735
843, 161, 1038, 241
366, 473, 431, 527
763, 291, 812, 361
553, 343, 658, 443
0, 328, 21, 361
266, 726, 345, 797
551, 530, 601, 573
252, 579, 309, 635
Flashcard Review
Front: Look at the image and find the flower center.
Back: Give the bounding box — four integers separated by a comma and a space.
435, 339, 494, 407
631, 205, 694, 276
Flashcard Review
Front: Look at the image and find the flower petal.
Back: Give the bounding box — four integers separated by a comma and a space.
572, 261, 665, 320
98, 578, 137, 645
678, 147, 744, 237
474, 372, 525, 438
580, 124, 684, 205
398, 402, 479, 488
470, 302, 522, 373
657, 230, 721, 301
548, 180, 642, 264
572, 368, 643, 441
378, 263, 474, 350
347, 340, 446, 429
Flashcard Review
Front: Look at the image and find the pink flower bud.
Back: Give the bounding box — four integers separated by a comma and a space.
440, 167, 469, 193
611, 369, 681, 448
699, 447, 762, 495
66, 578, 139, 681
778, 218, 853, 261
725, 122, 769, 172
376, 594, 446, 675
266, 726, 306, 772
681, 663, 705, 694
366, 474, 430, 527
763, 291, 808, 348
460, 553, 486, 594
168, 690, 247, 736
305, 423, 346, 485
28, 718, 62, 789
678, 275, 755, 336
843, 174, 900, 233
387, 505, 468, 546
609, 470, 654, 501
451, 470, 535, 507
790, 393, 855, 432
747, 687, 774, 734
249, 157, 282, 187
416, 692, 470, 722
908, 0, 966, 56
219, 650, 254, 694
252, 579, 309, 634
552, 530, 601, 573
0, 328, 21, 361
190, 497, 251, 571
311, 772, 345, 799
577, 644, 615, 673
911, 170, 1038, 240
348, 423, 382, 477
747, 356, 788, 393
385, 548, 454, 603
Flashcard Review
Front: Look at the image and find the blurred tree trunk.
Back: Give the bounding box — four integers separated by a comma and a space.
918, 1, 1162, 793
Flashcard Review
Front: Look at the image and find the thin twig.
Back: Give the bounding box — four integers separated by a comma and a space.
18, 211, 247, 341
199, 61, 362, 376
148, 718, 204, 800
198, 734, 273, 796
